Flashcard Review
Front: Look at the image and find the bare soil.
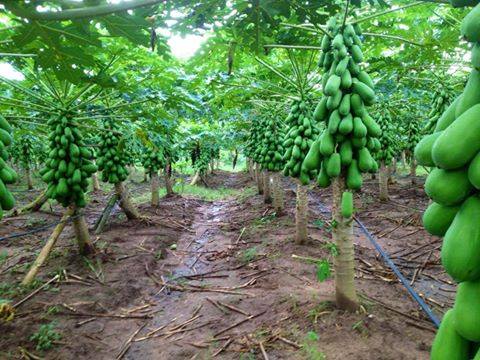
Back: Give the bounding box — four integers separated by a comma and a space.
0, 170, 445, 359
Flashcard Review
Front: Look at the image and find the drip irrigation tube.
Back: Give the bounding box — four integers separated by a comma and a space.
317, 202, 440, 328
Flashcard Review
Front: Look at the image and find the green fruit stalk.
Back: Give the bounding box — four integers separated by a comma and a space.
419, 5, 480, 359
40, 114, 96, 208
254, 118, 285, 172
97, 118, 129, 184
282, 98, 319, 183
0, 115, 17, 219
307, 17, 380, 192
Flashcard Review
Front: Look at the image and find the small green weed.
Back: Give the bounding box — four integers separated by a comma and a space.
302, 331, 326, 360
30, 322, 62, 351
240, 247, 258, 263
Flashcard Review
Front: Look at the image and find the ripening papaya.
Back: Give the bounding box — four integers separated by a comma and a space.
442, 195, 480, 282
453, 279, 480, 342
430, 309, 470, 360
425, 168, 473, 206
422, 202, 460, 236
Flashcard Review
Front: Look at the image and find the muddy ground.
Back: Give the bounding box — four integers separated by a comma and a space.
0, 169, 446, 359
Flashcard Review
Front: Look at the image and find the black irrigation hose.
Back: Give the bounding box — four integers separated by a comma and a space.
316, 202, 441, 328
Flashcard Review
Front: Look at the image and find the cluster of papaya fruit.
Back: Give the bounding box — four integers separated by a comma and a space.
282, 99, 319, 181
97, 119, 129, 184
402, 115, 422, 158
417, 6, 480, 358
19, 135, 34, 169
0, 115, 17, 219
245, 118, 264, 165
254, 118, 285, 172
143, 147, 165, 173
374, 108, 396, 165
424, 87, 455, 134
40, 115, 96, 208
301, 17, 380, 197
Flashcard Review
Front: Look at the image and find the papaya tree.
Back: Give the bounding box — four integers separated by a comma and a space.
415, 3, 480, 359
97, 117, 141, 220
402, 112, 422, 184
304, 15, 381, 311
142, 144, 165, 206
255, 111, 286, 210
374, 107, 397, 201
245, 118, 265, 194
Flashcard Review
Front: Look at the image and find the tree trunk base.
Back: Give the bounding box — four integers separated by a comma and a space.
295, 183, 308, 245
151, 172, 160, 206
115, 182, 141, 220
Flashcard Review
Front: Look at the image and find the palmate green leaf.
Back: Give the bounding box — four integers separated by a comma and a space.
103, 14, 150, 46
11, 24, 38, 48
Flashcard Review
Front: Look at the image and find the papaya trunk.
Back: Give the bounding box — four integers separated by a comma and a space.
72, 206, 93, 255
391, 157, 397, 174
164, 163, 174, 196
22, 207, 75, 285
272, 173, 284, 215
263, 170, 272, 204
114, 182, 141, 220
26, 167, 33, 190
92, 171, 100, 191
151, 171, 160, 206
410, 159, 417, 184
295, 183, 308, 245
143, 170, 148, 183
190, 171, 200, 186
255, 163, 263, 195
401, 151, 407, 169
332, 177, 359, 312
379, 161, 389, 201
17, 190, 48, 214
249, 159, 255, 179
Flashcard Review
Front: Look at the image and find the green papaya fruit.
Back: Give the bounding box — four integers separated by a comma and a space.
358, 148, 373, 172
346, 160, 362, 190
0, 128, 12, 146
317, 162, 331, 188
325, 75, 341, 96
423, 202, 460, 236
455, 70, 480, 118
338, 114, 353, 135
326, 153, 341, 177
415, 132, 442, 167
353, 117, 368, 138
351, 94, 365, 116
328, 110, 342, 134
319, 131, 335, 156
339, 140, 353, 165
361, 113, 381, 137
351, 45, 364, 63
358, 71, 374, 89
341, 191, 353, 218
473, 42, 480, 69
302, 140, 321, 171
468, 151, 480, 188
442, 196, 480, 282
338, 94, 351, 116
352, 79, 375, 105
57, 178, 69, 196
435, 96, 461, 132
433, 104, 480, 169
341, 69, 353, 89
0, 179, 14, 210
425, 168, 472, 206
327, 90, 343, 110
453, 279, 480, 341
430, 309, 470, 360
314, 98, 328, 122
461, 3, 480, 42
0, 115, 12, 132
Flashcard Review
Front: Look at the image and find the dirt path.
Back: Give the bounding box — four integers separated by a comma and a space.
1, 171, 437, 359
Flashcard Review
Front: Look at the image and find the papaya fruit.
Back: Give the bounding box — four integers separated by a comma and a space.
346, 160, 362, 190
341, 69, 353, 89
352, 79, 375, 105
468, 151, 480, 189
433, 104, 480, 169
339, 140, 353, 165
358, 71, 374, 89
338, 114, 353, 135
473, 42, 480, 70
325, 75, 341, 96
341, 191, 353, 218
453, 279, 480, 341
0, 128, 12, 146
358, 148, 373, 172
338, 94, 351, 116
442, 196, 480, 282
423, 202, 460, 236
430, 309, 470, 360
353, 117, 368, 138
320, 131, 335, 156
351, 45, 364, 63
434, 95, 461, 132
414, 132, 442, 167
361, 113, 381, 137
326, 153, 341, 177
0, 116, 12, 132
317, 162, 331, 188
302, 140, 321, 171
328, 110, 341, 134
0, 179, 14, 210
455, 70, 480, 118
327, 90, 343, 110
351, 94, 365, 116
425, 168, 473, 206
461, 3, 480, 42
